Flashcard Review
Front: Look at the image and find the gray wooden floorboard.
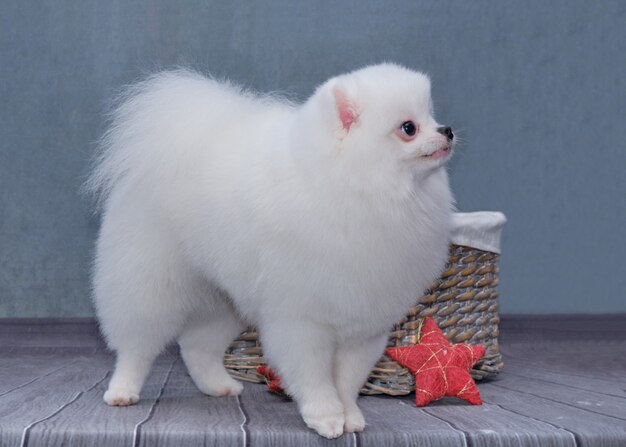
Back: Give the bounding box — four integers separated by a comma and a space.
0, 316, 625, 446
240, 382, 355, 447
501, 344, 626, 381
137, 358, 245, 447
357, 396, 468, 447
423, 402, 576, 447
241, 377, 468, 447
0, 353, 81, 396
0, 355, 110, 446
479, 382, 626, 447
490, 374, 626, 421
4, 353, 175, 447
26, 354, 176, 447
495, 359, 626, 398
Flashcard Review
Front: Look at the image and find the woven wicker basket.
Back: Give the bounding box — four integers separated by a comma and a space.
224, 239, 504, 396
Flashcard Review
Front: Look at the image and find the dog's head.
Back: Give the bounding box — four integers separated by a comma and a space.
301, 63, 454, 189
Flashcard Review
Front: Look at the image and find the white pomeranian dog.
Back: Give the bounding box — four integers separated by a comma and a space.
87, 63, 455, 438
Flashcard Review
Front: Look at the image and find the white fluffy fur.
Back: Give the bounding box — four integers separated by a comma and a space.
87, 63, 454, 438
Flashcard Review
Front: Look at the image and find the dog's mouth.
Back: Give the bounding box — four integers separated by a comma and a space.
422, 146, 452, 160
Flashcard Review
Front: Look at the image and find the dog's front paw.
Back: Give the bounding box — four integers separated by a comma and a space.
196, 376, 244, 397
344, 405, 365, 432
303, 412, 345, 439
104, 387, 140, 406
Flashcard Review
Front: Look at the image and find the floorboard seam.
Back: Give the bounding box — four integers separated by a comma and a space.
490, 382, 626, 422
0, 359, 81, 398
486, 401, 580, 446
420, 407, 470, 447
19, 370, 110, 447
500, 370, 626, 400
132, 357, 177, 447
235, 393, 249, 447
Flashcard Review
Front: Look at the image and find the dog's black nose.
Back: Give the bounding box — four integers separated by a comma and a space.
437, 126, 454, 141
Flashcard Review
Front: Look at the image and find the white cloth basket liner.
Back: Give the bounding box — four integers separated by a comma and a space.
451, 211, 507, 254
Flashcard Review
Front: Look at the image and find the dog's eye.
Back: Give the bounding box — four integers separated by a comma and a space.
401, 121, 417, 137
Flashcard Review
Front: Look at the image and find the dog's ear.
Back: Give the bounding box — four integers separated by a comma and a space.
332, 85, 359, 132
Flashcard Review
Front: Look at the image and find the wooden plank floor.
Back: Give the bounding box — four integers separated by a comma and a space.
0, 316, 625, 446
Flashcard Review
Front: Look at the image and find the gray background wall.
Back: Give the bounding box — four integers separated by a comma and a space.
1, 1, 625, 317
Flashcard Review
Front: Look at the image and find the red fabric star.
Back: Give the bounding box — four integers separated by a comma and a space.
385, 317, 485, 406
256, 365, 287, 396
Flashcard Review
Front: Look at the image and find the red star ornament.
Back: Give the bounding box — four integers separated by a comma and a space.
385, 317, 486, 407
256, 365, 287, 396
